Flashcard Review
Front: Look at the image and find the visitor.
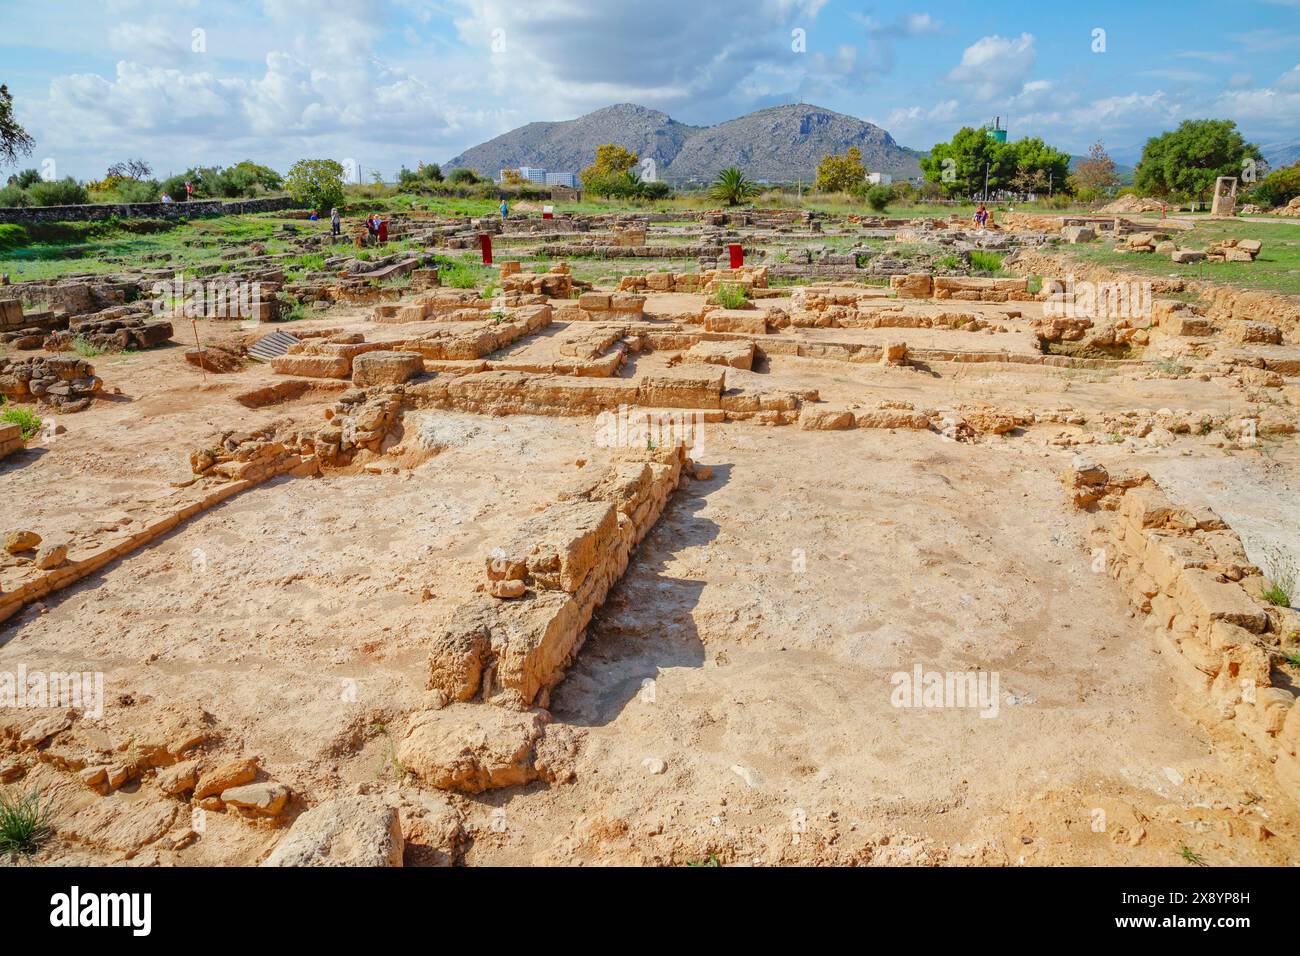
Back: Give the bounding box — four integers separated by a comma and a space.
377, 216, 388, 244
160, 193, 173, 204
500, 198, 508, 220
308, 210, 318, 221
330, 207, 341, 239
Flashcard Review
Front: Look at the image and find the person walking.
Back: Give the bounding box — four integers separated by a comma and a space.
330, 207, 341, 239
499, 198, 508, 220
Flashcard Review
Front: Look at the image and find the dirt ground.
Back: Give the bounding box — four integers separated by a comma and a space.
3, 276, 1298, 867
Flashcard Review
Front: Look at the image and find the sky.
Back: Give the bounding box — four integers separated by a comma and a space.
1, 0, 1298, 181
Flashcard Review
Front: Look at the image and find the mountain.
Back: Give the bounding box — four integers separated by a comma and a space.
444, 102, 922, 184
1261, 140, 1300, 170
444, 104, 699, 181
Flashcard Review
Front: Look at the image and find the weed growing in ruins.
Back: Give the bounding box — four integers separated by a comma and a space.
712, 282, 749, 309
0, 402, 41, 439
1261, 546, 1296, 608
1179, 845, 1207, 866
968, 250, 1005, 275
686, 854, 721, 867
1027, 275, 1043, 294
0, 788, 53, 860
936, 254, 962, 271
71, 336, 103, 358
1154, 359, 1190, 377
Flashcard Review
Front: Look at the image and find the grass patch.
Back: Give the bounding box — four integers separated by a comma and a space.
967, 250, 1005, 275
0, 402, 41, 440
935, 253, 963, 271
1261, 546, 1296, 608
71, 336, 104, 358
712, 282, 750, 309
1154, 358, 1190, 377
0, 788, 53, 860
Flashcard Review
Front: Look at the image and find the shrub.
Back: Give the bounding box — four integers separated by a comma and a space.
285, 159, 346, 213
710, 167, 758, 206
864, 184, 891, 212
0, 223, 27, 250
27, 176, 89, 206
0, 183, 30, 207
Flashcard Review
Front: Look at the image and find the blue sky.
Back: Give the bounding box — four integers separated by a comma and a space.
1, 0, 1298, 180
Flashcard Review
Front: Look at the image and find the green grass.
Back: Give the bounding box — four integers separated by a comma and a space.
712, 282, 750, 309
967, 250, 1006, 275
1069, 219, 1300, 297
0, 788, 53, 859
71, 336, 104, 358
433, 255, 496, 290
0, 402, 42, 439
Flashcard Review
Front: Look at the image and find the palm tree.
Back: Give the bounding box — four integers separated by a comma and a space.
710, 167, 757, 206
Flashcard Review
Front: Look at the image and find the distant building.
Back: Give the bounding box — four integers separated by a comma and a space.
545, 171, 578, 187
867, 173, 893, 186
498, 166, 549, 184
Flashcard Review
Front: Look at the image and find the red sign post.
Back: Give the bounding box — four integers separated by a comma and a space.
728, 243, 744, 269
479, 233, 493, 265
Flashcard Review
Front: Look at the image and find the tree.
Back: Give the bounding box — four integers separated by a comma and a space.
1008, 137, 1072, 195
447, 168, 481, 185
710, 167, 758, 206
501, 168, 527, 186
419, 162, 443, 182
581, 143, 638, 189
920, 126, 1016, 199
224, 160, 282, 196
1134, 119, 1260, 202
815, 146, 867, 193
285, 159, 346, 212
106, 159, 153, 180
1070, 141, 1119, 200
0, 85, 34, 169
7, 168, 41, 189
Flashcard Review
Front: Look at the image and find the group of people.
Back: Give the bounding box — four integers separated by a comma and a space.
972, 204, 995, 229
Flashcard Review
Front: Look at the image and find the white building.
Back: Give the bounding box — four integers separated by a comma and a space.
545, 171, 578, 187
867, 172, 893, 186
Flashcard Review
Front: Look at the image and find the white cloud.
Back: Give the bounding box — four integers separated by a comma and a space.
947, 33, 1035, 101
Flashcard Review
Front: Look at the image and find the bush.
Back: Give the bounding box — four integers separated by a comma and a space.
0, 183, 30, 207
447, 168, 482, 186
0, 403, 41, 439
712, 282, 750, 309
864, 184, 891, 212
0, 223, 27, 250
27, 177, 89, 206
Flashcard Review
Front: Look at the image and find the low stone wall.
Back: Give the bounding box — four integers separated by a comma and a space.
1066, 461, 1300, 801
395, 444, 697, 792
0, 196, 295, 225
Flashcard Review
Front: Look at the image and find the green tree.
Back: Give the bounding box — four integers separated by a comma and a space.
224, 160, 282, 196
1134, 119, 1260, 202
815, 146, 867, 193
710, 167, 758, 206
1009, 137, 1072, 195
285, 159, 346, 212
7, 168, 41, 189
0, 85, 34, 169
1253, 162, 1300, 208
447, 168, 481, 185
920, 126, 1016, 199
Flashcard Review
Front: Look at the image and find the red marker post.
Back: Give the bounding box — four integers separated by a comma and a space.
479, 233, 493, 265
728, 243, 744, 269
